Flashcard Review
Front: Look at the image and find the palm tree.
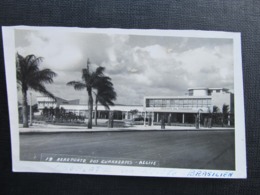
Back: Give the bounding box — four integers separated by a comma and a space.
94, 76, 117, 126
207, 105, 220, 127
129, 109, 138, 120
16, 53, 57, 127
60, 107, 66, 122
42, 107, 49, 118
67, 59, 107, 129
222, 104, 230, 126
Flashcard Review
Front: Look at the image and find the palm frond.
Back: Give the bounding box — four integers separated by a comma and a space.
31, 83, 56, 99
16, 53, 57, 97
82, 68, 91, 85
222, 104, 229, 113
213, 106, 220, 113
24, 55, 41, 73
95, 74, 117, 110
67, 81, 86, 90
95, 66, 105, 76
32, 69, 57, 84
95, 76, 112, 87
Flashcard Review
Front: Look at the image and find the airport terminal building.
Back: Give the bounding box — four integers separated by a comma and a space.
36, 87, 234, 125
144, 88, 234, 125
37, 96, 144, 120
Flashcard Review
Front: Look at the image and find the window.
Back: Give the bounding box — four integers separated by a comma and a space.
150, 99, 154, 107
146, 99, 150, 107
154, 99, 162, 107
198, 99, 203, 106
183, 99, 188, 107
202, 99, 208, 106
179, 99, 183, 107
175, 99, 179, 107
166, 99, 171, 107
188, 99, 193, 107
162, 99, 166, 107
192, 100, 197, 107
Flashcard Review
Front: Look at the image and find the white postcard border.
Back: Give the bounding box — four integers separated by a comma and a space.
2, 26, 247, 178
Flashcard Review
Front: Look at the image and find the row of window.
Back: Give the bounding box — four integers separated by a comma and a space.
66, 109, 87, 113
65, 110, 87, 116
38, 101, 56, 105
146, 98, 212, 108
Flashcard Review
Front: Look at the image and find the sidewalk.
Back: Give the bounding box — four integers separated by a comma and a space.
19, 123, 234, 133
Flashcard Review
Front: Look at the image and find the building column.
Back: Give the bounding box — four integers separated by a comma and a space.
168, 113, 171, 125
152, 112, 154, 126
182, 113, 185, 123
157, 113, 159, 123
144, 112, 147, 126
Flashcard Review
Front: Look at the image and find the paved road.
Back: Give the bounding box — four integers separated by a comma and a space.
20, 130, 235, 170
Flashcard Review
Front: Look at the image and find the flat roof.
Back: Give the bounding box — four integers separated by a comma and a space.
144, 96, 211, 99
187, 87, 229, 91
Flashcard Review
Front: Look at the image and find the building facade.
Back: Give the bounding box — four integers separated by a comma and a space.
60, 104, 144, 120
36, 87, 234, 125
37, 96, 80, 113
36, 96, 143, 120
143, 88, 234, 125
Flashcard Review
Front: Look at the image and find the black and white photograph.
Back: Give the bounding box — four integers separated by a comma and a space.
2, 26, 246, 178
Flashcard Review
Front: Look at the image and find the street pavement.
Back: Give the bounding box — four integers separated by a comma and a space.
19, 123, 234, 133
19, 126, 235, 170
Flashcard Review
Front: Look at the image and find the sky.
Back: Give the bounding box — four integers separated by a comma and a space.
15, 29, 234, 105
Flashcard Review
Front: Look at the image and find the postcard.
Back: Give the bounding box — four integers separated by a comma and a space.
2, 26, 246, 178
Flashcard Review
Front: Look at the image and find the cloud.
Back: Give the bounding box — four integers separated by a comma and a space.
15, 29, 234, 105
16, 31, 84, 71
175, 44, 233, 89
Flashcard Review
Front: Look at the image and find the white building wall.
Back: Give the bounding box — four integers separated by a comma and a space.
37, 96, 57, 110
60, 104, 143, 118
60, 104, 143, 112
211, 93, 232, 112
36, 87, 234, 119
192, 89, 208, 96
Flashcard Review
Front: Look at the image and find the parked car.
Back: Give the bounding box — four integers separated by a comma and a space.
133, 117, 148, 121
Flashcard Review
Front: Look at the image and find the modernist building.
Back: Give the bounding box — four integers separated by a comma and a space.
60, 104, 144, 120
36, 96, 143, 120
143, 87, 234, 125
36, 87, 234, 125
37, 96, 80, 111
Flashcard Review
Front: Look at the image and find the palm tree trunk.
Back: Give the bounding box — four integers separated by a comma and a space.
87, 88, 93, 129
108, 111, 114, 128
94, 97, 98, 126
22, 89, 29, 127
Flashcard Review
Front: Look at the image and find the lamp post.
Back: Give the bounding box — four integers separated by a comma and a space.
29, 92, 32, 126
